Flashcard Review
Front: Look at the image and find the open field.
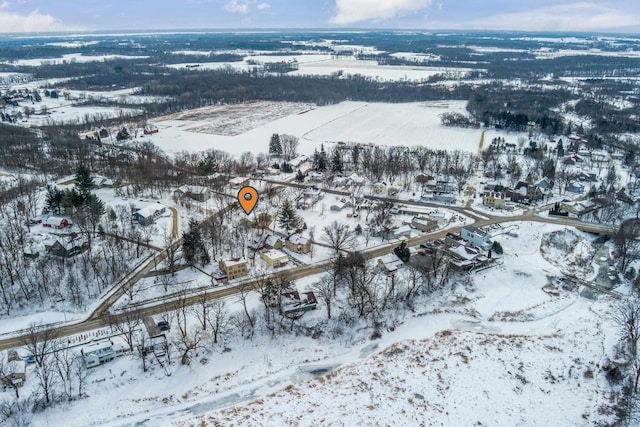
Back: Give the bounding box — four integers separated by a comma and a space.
148, 100, 483, 155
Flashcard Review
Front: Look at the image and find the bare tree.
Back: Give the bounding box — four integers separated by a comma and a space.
612, 299, 640, 392
52, 343, 75, 401
322, 220, 355, 255
135, 330, 150, 373
176, 326, 203, 365
208, 299, 229, 344
72, 356, 90, 398
21, 324, 58, 405
109, 311, 142, 352
194, 287, 209, 330
280, 134, 300, 161
614, 222, 640, 273
236, 283, 255, 331
313, 275, 334, 320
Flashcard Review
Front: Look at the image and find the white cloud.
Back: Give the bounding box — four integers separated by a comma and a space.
331, 0, 434, 24
0, 1, 12, 10
257, 2, 270, 11
225, 0, 250, 14
470, 2, 639, 32
0, 9, 81, 33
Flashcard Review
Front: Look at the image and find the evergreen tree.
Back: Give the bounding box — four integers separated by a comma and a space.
74, 165, 95, 202
281, 162, 293, 173
331, 149, 343, 173
556, 139, 564, 157
317, 144, 327, 171
491, 241, 503, 255
295, 169, 305, 183
45, 186, 64, 214
278, 199, 299, 234
393, 241, 411, 262
269, 133, 282, 156
116, 127, 130, 141
351, 145, 360, 172
183, 219, 210, 266
87, 194, 106, 236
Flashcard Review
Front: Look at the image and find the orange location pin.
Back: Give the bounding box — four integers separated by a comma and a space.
238, 186, 259, 215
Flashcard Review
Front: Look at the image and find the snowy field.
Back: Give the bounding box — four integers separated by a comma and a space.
1, 53, 149, 66
167, 54, 477, 82
148, 101, 483, 156
27, 222, 620, 427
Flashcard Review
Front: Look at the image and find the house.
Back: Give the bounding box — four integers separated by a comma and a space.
91, 175, 114, 188
377, 253, 405, 274
260, 249, 289, 268
392, 225, 413, 239
299, 187, 322, 209
285, 234, 311, 254
173, 185, 211, 202
42, 216, 71, 229
248, 234, 268, 251
280, 291, 318, 316
461, 226, 493, 251
411, 216, 438, 232
81, 341, 124, 368
483, 192, 507, 209
428, 211, 447, 227
566, 181, 585, 194
330, 201, 346, 211
436, 180, 456, 193
264, 234, 284, 250
143, 124, 159, 135
139, 334, 168, 357
229, 176, 250, 189
371, 182, 387, 194
511, 181, 544, 202
415, 173, 434, 184
308, 171, 324, 182
563, 153, 584, 164
218, 258, 248, 280
536, 178, 554, 191
1, 357, 26, 388
44, 238, 90, 258
560, 200, 599, 217
446, 245, 490, 271
132, 202, 166, 226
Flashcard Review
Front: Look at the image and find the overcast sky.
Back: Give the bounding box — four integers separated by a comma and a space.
0, 0, 638, 34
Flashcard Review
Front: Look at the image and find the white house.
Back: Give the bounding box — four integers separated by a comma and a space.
461, 226, 493, 251
81, 341, 124, 368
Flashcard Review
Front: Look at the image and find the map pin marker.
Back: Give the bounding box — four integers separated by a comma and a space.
238, 186, 259, 215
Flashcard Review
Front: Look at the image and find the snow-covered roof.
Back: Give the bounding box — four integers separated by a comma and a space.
42, 216, 69, 226
221, 257, 246, 267
265, 234, 282, 247
262, 249, 288, 261
449, 245, 481, 261
136, 203, 165, 218
378, 253, 404, 272
229, 176, 249, 185
288, 234, 308, 245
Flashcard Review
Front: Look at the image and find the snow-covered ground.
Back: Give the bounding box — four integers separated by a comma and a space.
25, 222, 620, 427
2, 53, 149, 67
166, 54, 477, 82
148, 101, 483, 156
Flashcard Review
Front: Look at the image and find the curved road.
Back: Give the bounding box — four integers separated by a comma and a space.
0, 188, 615, 351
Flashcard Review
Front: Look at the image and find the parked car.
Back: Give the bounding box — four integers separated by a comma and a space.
157, 320, 170, 332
